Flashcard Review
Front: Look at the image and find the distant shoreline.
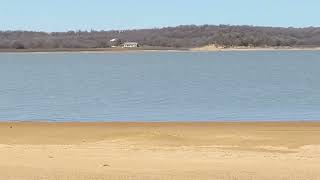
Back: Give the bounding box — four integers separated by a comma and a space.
1, 46, 320, 53
190, 45, 320, 52
0, 47, 188, 53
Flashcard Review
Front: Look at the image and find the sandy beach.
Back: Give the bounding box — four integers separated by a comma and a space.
0, 122, 319, 180
190, 45, 320, 52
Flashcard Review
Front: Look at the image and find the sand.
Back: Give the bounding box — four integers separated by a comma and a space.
0, 122, 320, 180
190, 45, 320, 52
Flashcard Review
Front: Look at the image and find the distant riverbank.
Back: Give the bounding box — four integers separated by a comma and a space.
0, 47, 189, 53
1, 46, 320, 53
191, 45, 320, 52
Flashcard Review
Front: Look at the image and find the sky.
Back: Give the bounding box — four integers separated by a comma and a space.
0, 0, 319, 32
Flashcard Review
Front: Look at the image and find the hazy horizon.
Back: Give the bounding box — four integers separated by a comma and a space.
1, 0, 319, 32
1, 24, 320, 33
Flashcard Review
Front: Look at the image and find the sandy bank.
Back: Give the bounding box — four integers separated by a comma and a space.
190, 45, 320, 52
1, 122, 320, 180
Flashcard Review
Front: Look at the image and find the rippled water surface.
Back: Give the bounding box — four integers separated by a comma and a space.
1, 51, 320, 121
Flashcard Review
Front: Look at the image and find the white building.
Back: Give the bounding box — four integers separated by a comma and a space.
109, 38, 121, 47
110, 38, 118, 42
123, 42, 139, 48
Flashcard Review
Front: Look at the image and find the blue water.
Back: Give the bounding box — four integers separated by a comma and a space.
0, 51, 320, 121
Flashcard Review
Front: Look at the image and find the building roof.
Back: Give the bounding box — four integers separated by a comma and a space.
124, 42, 138, 44
110, 38, 119, 42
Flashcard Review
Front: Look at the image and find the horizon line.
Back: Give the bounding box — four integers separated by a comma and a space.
1, 24, 320, 33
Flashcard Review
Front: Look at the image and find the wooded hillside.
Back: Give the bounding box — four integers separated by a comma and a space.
1, 25, 320, 49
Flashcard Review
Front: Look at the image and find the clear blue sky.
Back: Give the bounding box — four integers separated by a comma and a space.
0, 0, 319, 32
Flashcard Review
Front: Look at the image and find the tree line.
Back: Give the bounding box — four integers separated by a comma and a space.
1, 25, 320, 49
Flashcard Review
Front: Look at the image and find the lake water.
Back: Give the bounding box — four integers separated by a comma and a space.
0, 51, 320, 121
